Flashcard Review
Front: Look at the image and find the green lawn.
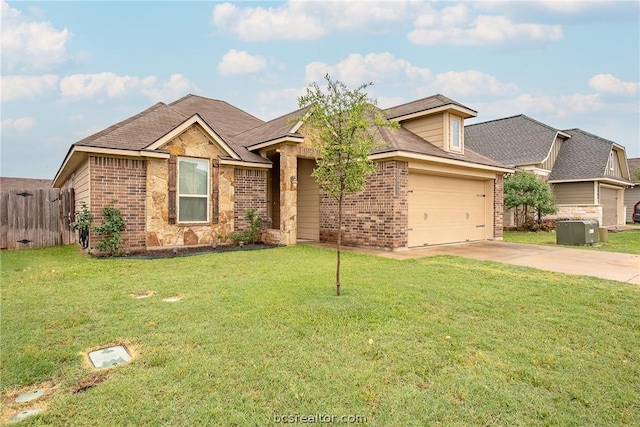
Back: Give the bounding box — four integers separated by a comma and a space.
2, 245, 639, 426
504, 229, 640, 255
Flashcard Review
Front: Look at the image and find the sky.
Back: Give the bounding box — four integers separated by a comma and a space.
1, 0, 639, 180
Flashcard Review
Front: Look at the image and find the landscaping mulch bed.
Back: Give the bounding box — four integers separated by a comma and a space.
99, 243, 279, 259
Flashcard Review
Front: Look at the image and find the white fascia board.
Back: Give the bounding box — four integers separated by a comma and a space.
549, 177, 631, 187
369, 150, 513, 174
145, 114, 240, 160
53, 146, 170, 187
247, 136, 305, 152
390, 104, 477, 122
219, 159, 272, 169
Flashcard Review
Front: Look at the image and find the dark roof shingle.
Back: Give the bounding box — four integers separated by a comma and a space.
465, 114, 560, 166
384, 94, 475, 120
549, 128, 615, 181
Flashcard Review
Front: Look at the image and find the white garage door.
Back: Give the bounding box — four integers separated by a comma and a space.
408, 174, 489, 247
600, 186, 618, 226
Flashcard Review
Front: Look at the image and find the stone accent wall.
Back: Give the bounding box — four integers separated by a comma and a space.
493, 175, 504, 240
145, 124, 235, 247
547, 205, 603, 224
90, 156, 147, 251
234, 168, 268, 233
319, 160, 408, 250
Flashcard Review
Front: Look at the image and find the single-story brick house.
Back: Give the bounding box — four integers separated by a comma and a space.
465, 115, 633, 227
53, 94, 511, 252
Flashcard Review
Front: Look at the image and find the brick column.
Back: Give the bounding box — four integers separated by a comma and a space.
279, 144, 297, 245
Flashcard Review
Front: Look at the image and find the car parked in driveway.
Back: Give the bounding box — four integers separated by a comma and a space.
633, 201, 640, 223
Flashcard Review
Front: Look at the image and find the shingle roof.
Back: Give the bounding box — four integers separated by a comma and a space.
72, 94, 268, 163
465, 114, 560, 166
1, 177, 53, 191
75, 103, 185, 151
372, 125, 505, 168
168, 94, 263, 140
549, 128, 616, 181
384, 94, 476, 120
232, 107, 309, 147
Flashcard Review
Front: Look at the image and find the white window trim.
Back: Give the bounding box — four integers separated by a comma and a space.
451, 117, 462, 152
609, 151, 614, 171
177, 156, 210, 223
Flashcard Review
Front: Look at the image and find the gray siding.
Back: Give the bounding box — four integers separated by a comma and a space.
553, 182, 595, 204
625, 186, 640, 222
541, 136, 564, 171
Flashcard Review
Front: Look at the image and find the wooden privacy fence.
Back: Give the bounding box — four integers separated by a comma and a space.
0, 189, 75, 250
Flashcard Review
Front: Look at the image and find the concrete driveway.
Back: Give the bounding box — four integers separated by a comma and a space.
312, 241, 640, 284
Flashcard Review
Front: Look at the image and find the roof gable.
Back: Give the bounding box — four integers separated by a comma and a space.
145, 114, 240, 160
465, 114, 565, 166
549, 128, 620, 181
384, 94, 476, 121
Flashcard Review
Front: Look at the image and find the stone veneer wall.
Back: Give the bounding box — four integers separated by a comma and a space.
547, 205, 603, 224
493, 175, 504, 240
145, 124, 235, 247
319, 160, 408, 250
234, 168, 268, 233
90, 156, 147, 251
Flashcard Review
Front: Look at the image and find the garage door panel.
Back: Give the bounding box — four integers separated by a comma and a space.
408, 174, 488, 247
600, 186, 618, 226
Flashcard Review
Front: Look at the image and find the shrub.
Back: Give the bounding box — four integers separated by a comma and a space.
93, 201, 126, 256
229, 209, 263, 245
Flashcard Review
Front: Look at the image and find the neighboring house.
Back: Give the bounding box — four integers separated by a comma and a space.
624, 158, 640, 223
466, 115, 632, 227
53, 94, 511, 253
1, 177, 53, 190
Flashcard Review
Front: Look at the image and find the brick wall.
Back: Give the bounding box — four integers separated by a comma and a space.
493, 175, 504, 239
90, 156, 147, 251
319, 160, 408, 249
234, 168, 268, 232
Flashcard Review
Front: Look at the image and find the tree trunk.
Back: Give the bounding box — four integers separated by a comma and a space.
336, 193, 343, 296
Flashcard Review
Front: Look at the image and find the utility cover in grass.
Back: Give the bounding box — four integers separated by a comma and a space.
15, 389, 44, 403
88, 346, 131, 369
10, 408, 43, 422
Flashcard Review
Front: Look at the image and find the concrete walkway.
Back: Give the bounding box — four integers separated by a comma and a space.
309, 241, 640, 285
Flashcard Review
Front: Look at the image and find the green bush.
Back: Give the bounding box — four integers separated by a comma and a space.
229, 209, 262, 245
93, 201, 126, 256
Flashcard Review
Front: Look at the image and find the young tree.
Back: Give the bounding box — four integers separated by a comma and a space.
504, 171, 557, 228
297, 74, 398, 296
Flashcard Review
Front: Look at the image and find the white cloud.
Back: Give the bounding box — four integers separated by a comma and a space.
59, 72, 158, 99
305, 53, 431, 88
1, 117, 36, 131
589, 74, 639, 97
212, 2, 325, 41
1, 74, 58, 102
431, 70, 519, 97
218, 49, 267, 76
140, 73, 197, 102
211, 1, 564, 47
212, 1, 419, 41
1, 0, 71, 72
472, 93, 602, 121
408, 12, 562, 46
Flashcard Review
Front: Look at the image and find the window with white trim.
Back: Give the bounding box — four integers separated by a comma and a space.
178, 157, 209, 222
609, 151, 614, 171
451, 117, 461, 150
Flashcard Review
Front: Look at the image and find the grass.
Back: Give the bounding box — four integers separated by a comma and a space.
1, 245, 639, 426
504, 229, 640, 255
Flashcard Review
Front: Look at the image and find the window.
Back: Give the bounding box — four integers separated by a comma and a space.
178, 157, 209, 222
609, 151, 614, 171
451, 117, 461, 150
